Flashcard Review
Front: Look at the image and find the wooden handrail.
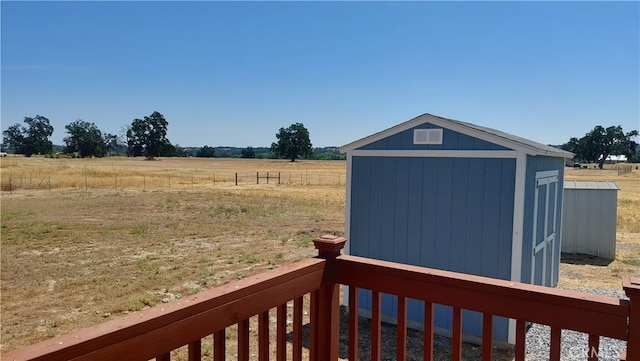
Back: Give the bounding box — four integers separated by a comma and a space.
333, 255, 629, 340
3, 235, 638, 361
3, 258, 326, 361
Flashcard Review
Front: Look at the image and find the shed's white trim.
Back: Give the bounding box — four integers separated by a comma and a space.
508, 152, 527, 344
344, 153, 353, 256
351, 150, 519, 158
342, 153, 354, 308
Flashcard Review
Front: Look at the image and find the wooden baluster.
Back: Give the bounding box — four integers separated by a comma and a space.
515, 320, 527, 361
349, 286, 359, 361
397, 296, 407, 361
423, 302, 434, 361
213, 330, 225, 361
259, 311, 269, 361
188, 339, 201, 361
549, 327, 561, 361
238, 318, 250, 361
157, 353, 170, 361
482, 314, 493, 361
277, 304, 287, 361
623, 277, 640, 361
372, 291, 381, 361
310, 290, 318, 361
588, 334, 599, 361
452, 307, 463, 361
293, 296, 303, 361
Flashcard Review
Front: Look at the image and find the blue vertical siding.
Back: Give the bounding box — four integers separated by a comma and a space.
350, 156, 516, 340
497, 163, 516, 281
406, 158, 425, 266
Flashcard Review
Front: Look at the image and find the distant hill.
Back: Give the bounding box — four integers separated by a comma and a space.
2, 143, 346, 160
180, 146, 345, 160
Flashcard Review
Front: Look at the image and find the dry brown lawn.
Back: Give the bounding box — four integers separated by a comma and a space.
1, 157, 638, 358
1, 157, 346, 354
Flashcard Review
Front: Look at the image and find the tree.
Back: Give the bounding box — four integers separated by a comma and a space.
271, 123, 313, 162
173, 144, 188, 157
564, 125, 638, 169
126, 111, 172, 160
103, 132, 127, 156
2, 115, 54, 156
196, 145, 216, 158
64, 120, 106, 158
2, 124, 25, 154
241, 146, 255, 158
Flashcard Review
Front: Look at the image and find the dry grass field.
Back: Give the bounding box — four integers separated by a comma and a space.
1, 157, 638, 358
0, 157, 347, 356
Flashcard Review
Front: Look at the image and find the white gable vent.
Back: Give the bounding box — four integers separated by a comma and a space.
413, 128, 443, 145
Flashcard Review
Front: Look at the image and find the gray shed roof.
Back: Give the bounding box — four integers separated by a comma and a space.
340, 113, 575, 158
564, 180, 619, 190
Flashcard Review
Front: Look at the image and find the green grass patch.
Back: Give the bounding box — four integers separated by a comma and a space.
296, 235, 313, 248
131, 224, 148, 235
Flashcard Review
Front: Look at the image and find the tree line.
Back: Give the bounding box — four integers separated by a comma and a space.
1, 112, 342, 161
3, 113, 636, 165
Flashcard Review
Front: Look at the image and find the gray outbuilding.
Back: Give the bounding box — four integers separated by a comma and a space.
562, 180, 619, 260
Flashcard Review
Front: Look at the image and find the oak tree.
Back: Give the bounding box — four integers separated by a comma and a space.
64, 119, 105, 158
565, 125, 638, 168
126, 111, 172, 159
2, 115, 54, 156
271, 123, 312, 162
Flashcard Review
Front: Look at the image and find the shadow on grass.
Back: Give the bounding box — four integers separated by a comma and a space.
561, 252, 614, 266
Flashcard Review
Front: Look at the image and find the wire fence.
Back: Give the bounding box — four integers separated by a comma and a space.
1, 171, 347, 193
616, 164, 633, 176
236, 171, 346, 186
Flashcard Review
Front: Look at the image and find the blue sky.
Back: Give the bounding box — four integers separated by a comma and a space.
2, 1, 639, 148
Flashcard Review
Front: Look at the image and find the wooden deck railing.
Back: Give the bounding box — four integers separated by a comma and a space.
3, 235, 639, 361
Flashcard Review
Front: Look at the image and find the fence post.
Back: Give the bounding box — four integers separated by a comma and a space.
623, 277, 640, 360
312, 235, 346, 361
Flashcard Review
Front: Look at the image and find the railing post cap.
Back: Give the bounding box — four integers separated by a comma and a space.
623, 277, 640, 297
313, 235, 347, 258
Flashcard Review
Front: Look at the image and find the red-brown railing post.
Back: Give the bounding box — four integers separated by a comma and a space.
313, 235, 346, 361
623, 277, 640, 360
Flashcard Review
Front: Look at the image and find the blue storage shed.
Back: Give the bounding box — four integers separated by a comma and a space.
339, 113, 574, 344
